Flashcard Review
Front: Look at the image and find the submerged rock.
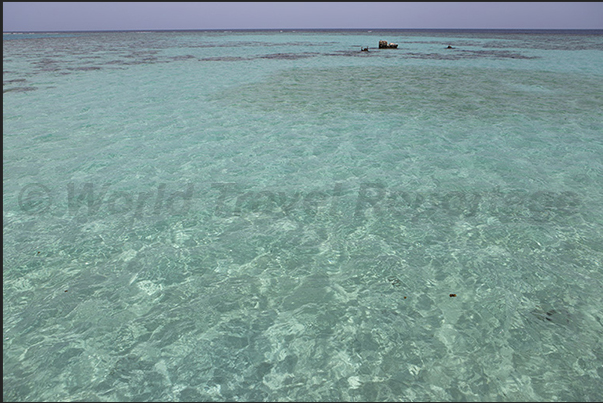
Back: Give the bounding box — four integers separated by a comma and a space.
531, 305, 571, 325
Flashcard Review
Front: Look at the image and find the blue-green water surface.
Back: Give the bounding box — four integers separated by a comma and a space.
4, 30, 603, 401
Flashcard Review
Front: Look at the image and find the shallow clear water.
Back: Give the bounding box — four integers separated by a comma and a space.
3, 29, 603, 401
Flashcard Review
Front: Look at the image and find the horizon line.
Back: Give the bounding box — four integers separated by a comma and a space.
5, 28, 603, 33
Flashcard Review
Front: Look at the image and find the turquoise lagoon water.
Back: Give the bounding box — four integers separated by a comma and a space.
3, 30, 603, 401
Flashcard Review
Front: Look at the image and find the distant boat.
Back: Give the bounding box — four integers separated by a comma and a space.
379, 40, 398, 49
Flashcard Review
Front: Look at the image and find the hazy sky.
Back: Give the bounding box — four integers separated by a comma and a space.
3, 2, 603, 32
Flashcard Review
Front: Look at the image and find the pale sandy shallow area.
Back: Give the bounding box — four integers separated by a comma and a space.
4, 30, 603, 401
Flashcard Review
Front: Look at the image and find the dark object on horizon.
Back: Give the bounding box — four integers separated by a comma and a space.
379, 40, 398, 49
361, 47, 369, 52
447, 45, 454, 49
